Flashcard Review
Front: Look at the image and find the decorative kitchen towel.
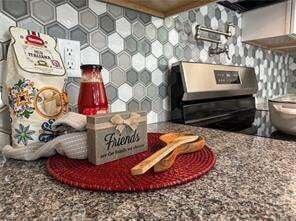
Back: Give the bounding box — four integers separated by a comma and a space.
2, 132, 87, 161
52, 111, 87, 131
2, 27, 68, 155
1, 112, 88, 160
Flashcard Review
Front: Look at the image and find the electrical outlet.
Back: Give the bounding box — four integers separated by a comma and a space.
57, 38, 81, 77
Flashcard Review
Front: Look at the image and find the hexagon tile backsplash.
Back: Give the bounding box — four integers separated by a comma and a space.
0, 0, 295, 124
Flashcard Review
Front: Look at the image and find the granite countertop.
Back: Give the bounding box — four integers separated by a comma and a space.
0, 122, 295, 220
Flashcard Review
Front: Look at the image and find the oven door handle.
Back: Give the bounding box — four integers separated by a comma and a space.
185, 112, 236, 124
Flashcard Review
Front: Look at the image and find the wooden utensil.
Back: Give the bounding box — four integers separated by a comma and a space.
158, 132, 194, 143
153, 137, 206, 172
131, 135, 199, 176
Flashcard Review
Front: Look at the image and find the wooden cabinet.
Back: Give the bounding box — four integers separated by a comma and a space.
242, 0, 296, 52
102, 0, 216, 18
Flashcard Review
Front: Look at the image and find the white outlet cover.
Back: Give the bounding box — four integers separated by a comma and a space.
57, 38, 81, 77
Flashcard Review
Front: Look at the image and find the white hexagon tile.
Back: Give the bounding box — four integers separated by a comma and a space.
56, 3, 78, 29
0, 0, 295, 123
0, 13, 16, 41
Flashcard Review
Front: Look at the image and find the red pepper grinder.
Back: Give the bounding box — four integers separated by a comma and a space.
78, 65, 108, 115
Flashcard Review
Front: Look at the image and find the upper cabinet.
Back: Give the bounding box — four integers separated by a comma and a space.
242, 0, 296, 52
102, 0, 216, 18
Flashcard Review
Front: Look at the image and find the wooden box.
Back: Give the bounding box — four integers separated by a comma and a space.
86, 111, 147, 165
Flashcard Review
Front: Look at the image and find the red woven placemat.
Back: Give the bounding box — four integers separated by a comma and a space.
47, 133, 216, 192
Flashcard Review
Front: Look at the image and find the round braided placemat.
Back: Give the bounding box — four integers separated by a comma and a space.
47, 133, 216, 192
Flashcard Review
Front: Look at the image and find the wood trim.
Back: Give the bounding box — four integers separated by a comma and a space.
164, 0, 216, 17
102, 0, 216, 18
103, 0, 165, 17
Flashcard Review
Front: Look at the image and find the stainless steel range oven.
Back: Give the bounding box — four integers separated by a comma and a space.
170, 62, 296, 141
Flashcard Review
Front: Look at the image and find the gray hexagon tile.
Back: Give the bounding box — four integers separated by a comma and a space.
174, 17, 183, 32
2, 0, 29, 20
158, 83, 168, 98
70, 25, 88, 48
1, 41, 10, 60
48, 0, 66, 6
110, 68, 126, 86
152, 97, 163, 112
138, 12, 151, 25
0, 44, 3, 61
184, 21, 192, 34
158, 56, 169, 72
65, 81, 79, 105
100, 49, 117, 70
107, 4, 122, 18
184, 45, 192, 60
31, 0, 55, 25
147, 83, 158, 99
99, 12, 115, 34
17, 17, 44, 33
118, 52, 131, 70
106, 83, 118, 103
69, 0, 87, 10
46, 22, 69, 39
127, 99, 139, 111
124, 35, 137, 55
139, 69, 151, 86
157, 26, 168, 44
124, 8, 137, 22
140, 98, 152, 113
158, 110, 169, 122
132, 22, 145, 40
133, 83, 145, 101
204, 15, 211, 27
138, 38, 151, 56
79, 9, 98, 31
179, 30, 188, 44
174, 45, 184, 59
126, 68, 138, 86
215, 7, 221, 20
188, 10, 196, 23
90, 30, 107, 51
89, 0, 106, 15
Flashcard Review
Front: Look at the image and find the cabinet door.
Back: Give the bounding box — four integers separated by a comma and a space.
288, 0, 296, 35
242, 1, 290, 41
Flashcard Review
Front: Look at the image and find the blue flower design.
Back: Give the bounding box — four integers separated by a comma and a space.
14, 124, 35, 146
38, 119, 57, 143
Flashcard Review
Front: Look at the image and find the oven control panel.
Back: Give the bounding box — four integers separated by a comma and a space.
214, 70, 241, 84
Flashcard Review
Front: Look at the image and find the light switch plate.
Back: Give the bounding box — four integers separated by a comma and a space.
57, 38, 81, 77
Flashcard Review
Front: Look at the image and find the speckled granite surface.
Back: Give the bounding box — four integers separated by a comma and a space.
0, 122, 296, 220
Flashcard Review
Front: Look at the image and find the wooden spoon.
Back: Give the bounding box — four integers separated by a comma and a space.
131, 135, 199, 176
153, 137, 206, 172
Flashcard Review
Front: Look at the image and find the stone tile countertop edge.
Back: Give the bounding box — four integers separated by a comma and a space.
0, 122, 295, 220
